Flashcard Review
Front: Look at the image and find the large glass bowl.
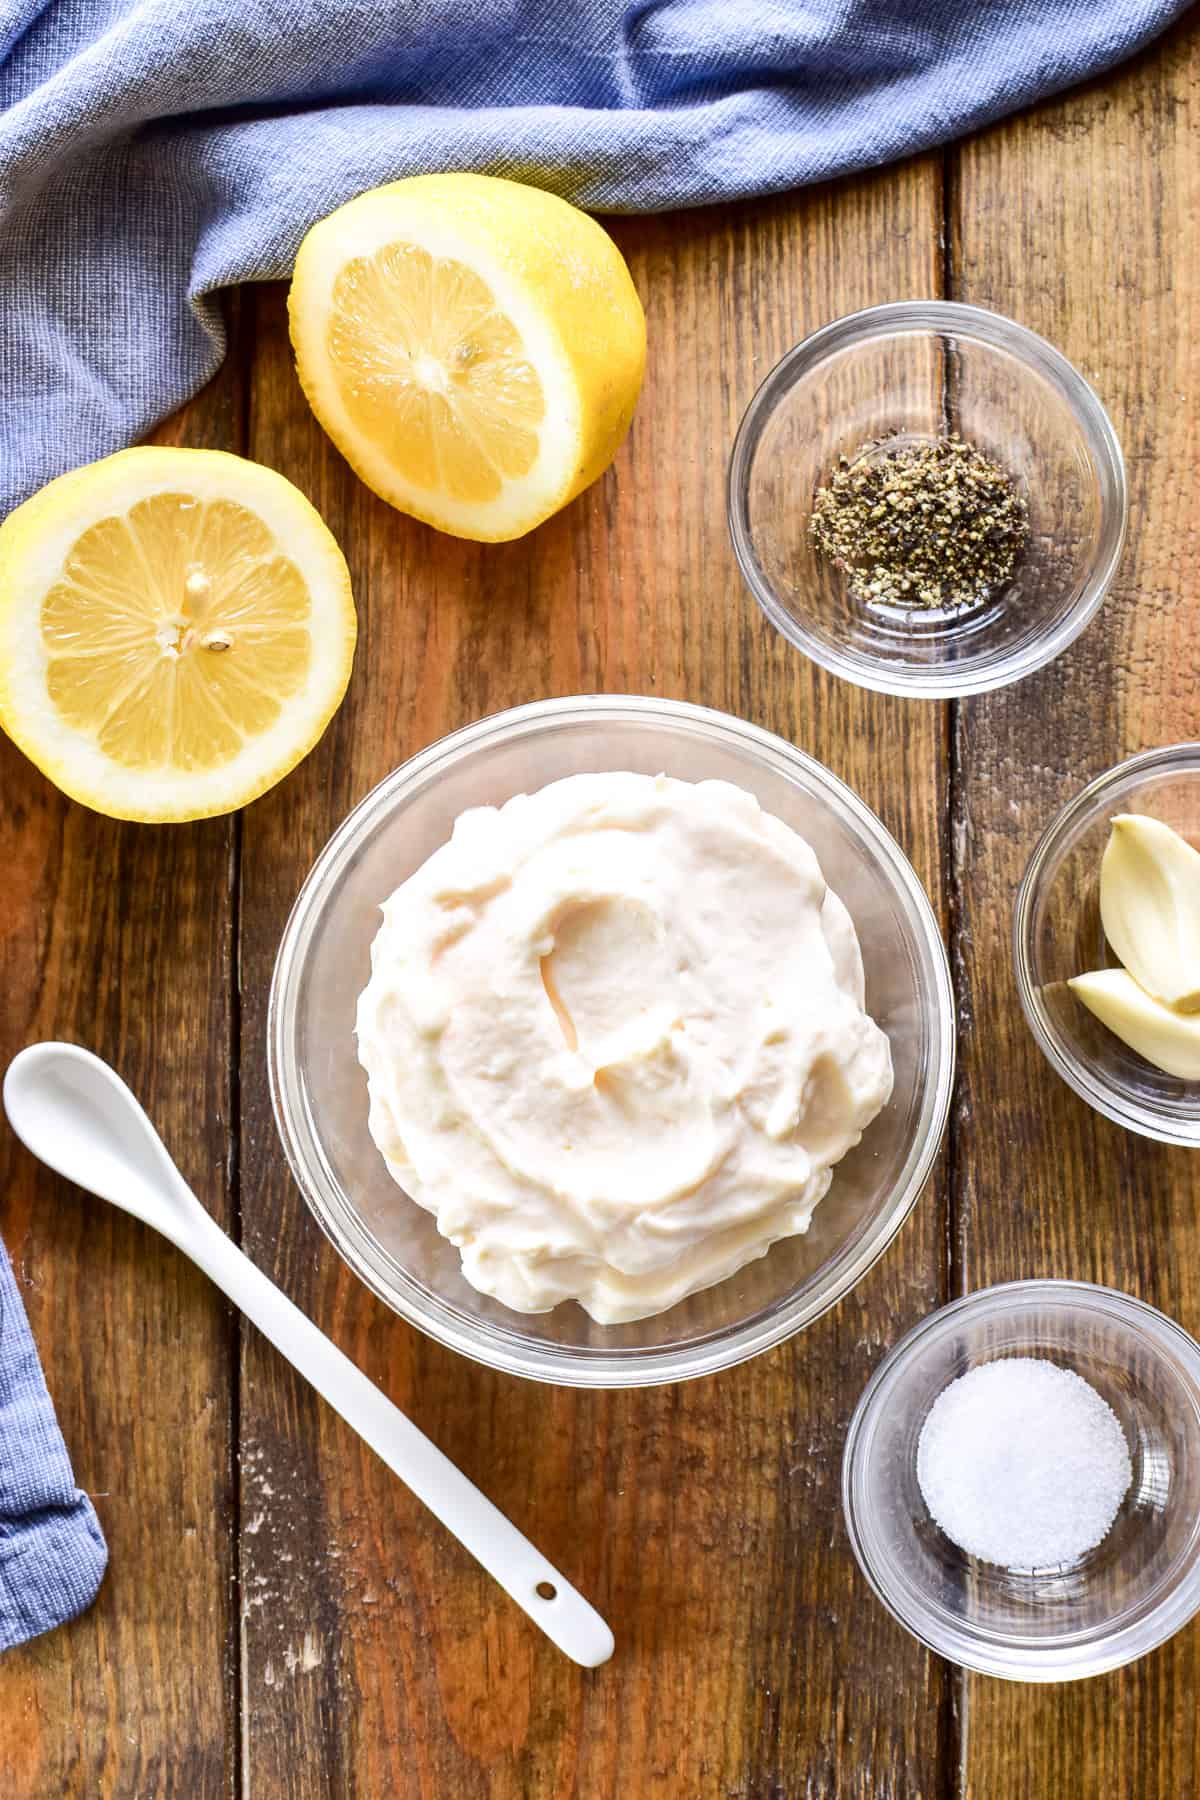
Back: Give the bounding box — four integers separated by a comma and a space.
1015, 744, 1200, 1146
843, 1281, 1200, 1680
268, 696, 954, 1387
728, 302, 1127, 698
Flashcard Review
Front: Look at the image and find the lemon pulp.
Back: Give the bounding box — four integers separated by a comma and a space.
329, 245, 546, 506
42, 493, 313, 773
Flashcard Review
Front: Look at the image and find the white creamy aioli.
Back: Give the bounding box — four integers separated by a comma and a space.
357, 772, 893, 1324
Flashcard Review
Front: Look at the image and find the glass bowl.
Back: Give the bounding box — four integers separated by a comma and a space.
1015, 744, 1200, 1146
842, 1280, 1200, 1680
268, 695, 954, 1387
727, 301, 1127, 698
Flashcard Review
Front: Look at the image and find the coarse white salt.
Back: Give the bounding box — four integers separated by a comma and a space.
916, 1357, 1132, 1570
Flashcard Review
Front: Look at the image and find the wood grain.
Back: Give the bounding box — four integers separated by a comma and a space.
235, 164, 952, 1798
949, 15, 1200, 1798
0, 307, 244, 1794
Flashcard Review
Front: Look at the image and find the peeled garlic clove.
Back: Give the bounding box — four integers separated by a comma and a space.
1099, 813, 1200, 1011
1069, 968, 1200, 1080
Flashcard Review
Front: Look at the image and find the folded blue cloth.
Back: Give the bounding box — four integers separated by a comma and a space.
0, 0, 1187, 518
0, 1236, 107, 1651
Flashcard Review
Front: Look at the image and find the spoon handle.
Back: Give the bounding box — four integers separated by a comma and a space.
177, 1203, 613, 1667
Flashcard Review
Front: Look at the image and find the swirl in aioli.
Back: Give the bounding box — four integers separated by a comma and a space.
357, 772, 893, 1324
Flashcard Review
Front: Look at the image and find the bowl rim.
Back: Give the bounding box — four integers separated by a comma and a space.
841, 1277, 1200, 1681
1013, 742, 1200, 1147
268, 693, 956, 1388
727, 299, 1128, 700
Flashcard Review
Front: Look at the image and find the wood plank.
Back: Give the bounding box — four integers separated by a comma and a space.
237, 162, 952, 1798
949, 17, 1200, 1798
0, 313, 244, 1797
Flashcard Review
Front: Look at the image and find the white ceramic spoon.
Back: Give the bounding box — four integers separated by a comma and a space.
3, 1042, 613, 1668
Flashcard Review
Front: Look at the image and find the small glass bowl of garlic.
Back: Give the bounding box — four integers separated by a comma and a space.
1015, 744, 1200, 1145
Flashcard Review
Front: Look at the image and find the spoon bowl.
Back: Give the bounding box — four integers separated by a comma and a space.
4, 1042, 201, 1236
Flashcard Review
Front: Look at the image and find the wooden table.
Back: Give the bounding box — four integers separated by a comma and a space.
3, 16, 1199, 1796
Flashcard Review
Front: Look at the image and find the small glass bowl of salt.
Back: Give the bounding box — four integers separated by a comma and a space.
842, 1279, 1200, 1680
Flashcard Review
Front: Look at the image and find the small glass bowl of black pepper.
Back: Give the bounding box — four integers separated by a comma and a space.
728, 302, 1127, 698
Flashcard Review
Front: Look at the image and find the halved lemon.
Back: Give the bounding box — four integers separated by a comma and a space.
288, 173, 646, 542
0, 447, 356, 822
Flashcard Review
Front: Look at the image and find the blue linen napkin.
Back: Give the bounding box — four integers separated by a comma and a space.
0, 0, 1188, 518
0, 1236, 107, 1652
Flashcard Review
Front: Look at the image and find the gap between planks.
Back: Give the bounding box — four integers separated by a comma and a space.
940, 135, 969, 1800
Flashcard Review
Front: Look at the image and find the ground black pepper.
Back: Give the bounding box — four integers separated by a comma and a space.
809, 435, 1029, 612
